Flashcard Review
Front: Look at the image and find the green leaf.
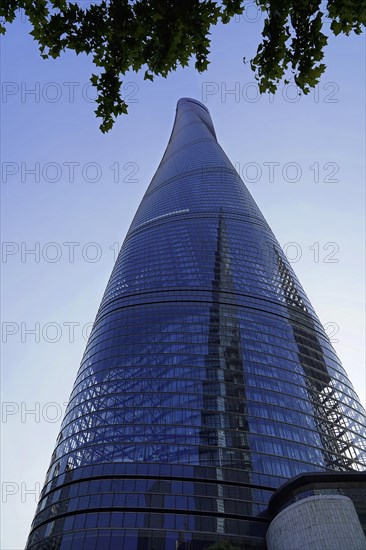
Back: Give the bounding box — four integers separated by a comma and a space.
1, 0, 364, 131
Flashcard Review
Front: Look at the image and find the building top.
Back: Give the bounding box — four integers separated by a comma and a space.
177, 97, 210, 113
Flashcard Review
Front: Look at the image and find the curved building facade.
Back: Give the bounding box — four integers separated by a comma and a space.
26, 98, 366, 549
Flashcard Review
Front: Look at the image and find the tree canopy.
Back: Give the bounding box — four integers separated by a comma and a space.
1, 0, 365, 131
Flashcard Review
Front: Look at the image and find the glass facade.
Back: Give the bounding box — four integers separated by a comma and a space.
26, 98, 366, 549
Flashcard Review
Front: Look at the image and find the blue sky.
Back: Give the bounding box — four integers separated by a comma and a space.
1, 7, 365, 548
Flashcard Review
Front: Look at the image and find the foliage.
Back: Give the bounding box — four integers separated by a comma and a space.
1, 0, 365, 131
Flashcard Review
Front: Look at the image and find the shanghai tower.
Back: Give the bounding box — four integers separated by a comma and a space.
26, 98, 366, 549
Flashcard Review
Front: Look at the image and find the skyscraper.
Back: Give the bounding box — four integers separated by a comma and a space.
26, 98, 366, 549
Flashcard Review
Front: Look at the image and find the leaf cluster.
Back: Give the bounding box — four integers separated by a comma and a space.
1, 0, 364, 131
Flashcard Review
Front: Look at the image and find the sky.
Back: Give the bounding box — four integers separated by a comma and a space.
1, 5, 365, 549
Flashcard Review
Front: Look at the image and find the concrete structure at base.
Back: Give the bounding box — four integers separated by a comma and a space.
266, 494, 366, 550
